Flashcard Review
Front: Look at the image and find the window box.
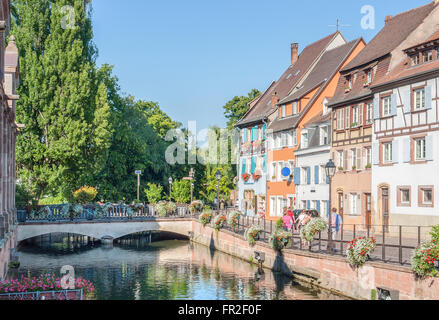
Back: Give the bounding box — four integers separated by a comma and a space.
365, 164, 372, 170
242, 173, 251, 182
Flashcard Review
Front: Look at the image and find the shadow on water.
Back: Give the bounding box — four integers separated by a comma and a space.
10, 232, 348, 300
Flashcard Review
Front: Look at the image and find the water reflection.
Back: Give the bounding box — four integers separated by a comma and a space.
9, 233, 344, 300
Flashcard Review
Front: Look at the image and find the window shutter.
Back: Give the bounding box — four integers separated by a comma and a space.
391, 93, 398, 116
263, 155, 267, 173
343, 150, 348, 170
425, 86, 432, 110
251, 156, 256, 174
373, 97, 380, 119
316, 200, 321, 214
403, 138, 411, 163
243, 129, 247, 142
252, 127, 258, 141
426, 135, 434, 161
345, 107, 350, 128
241, 160, 246, 175
392, 140, 399, 163
315, 165, 319, 184
359, 104, 363, 125
372, 143, 380, 165
294, 168, 301, 185
262, 124, 267, 140
403, 89, 411, 114
307, 200, 310, 210
326, 200, 331, 219
357, 148, 362, 169
307, 167, 311, 185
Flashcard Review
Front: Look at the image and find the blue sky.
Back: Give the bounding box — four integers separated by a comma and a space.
91, 0, 428, 130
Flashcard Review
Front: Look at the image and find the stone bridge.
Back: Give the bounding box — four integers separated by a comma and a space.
17, 218, 194, 243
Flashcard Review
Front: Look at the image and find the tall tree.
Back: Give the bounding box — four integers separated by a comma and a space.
223, 89, 261, 129
12, 0, 112, 200
135, 100, 181, 138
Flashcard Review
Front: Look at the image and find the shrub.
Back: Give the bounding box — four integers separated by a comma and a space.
275, 218, 283, 231
190, 200, 204, 213
73, 186, 98, 204
144, 183, 163, 204
269, 230, 291, 251
165, 201, 177, 214
199, 211, 213, 227
411, 240, 439, 279
300, 218, 328, 242
15, 184, 34, 209
244, 225, 264, 246
430, 225, 439, 243
211, 214, 227, 231
155, 201, 167, 217
227, 210, 242, 231
346, 237, 377, 267
170, 179, 191, 204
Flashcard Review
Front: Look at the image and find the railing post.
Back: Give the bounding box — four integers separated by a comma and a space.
353, 224, 356, 240
418, 226, 421, 247
382, 224, 386, 261
399, 226, 403, 265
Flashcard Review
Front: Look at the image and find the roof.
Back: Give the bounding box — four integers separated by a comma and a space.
279, 39, 362, 105
303, 111, 331, 128
342, 1, 437, 72
235, 32, 341, 127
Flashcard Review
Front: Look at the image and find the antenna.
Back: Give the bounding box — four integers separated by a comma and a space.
328, 19, 352, 31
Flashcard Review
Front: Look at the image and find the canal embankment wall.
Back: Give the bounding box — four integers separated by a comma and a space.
191, 221, 439, 300
0, 226, 17, 280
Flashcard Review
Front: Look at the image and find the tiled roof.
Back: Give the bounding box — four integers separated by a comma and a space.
235, 32, 340, 127
342, 1, 437, 72
268, 114, 300, 133
303, 111, 331, 128
280, 39, 362, 105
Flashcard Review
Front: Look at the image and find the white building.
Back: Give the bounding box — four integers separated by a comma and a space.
294, 113, 331, 217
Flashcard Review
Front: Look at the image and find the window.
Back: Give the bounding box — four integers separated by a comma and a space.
415, 138, 426, 161
345, 107, 350, 128
271, 163, 276, 180
337, 108, 345, 130
287, 131, 293, 146
397, 187, 411, 207
301, 131, 309, 149
352, 105, 360, 127
382, 96, 392, 117
292, 102, 298, 115
350, 194, 359, 215
320, 165, 326, 184
351, 149, 357, 169
338, 150, 344, 169
366, 70, 372, 84
258, 126, 263, 141
347, 77, 352, 89
281, 105, 286, 118
414, 88, 426, 111
383, 142, 393, 164
281, 132, 287, 147
366, 103, 373, 125
292, 129, 297, 146
365, 147, 372, 167
275, 134, 281, 149
423, 50, 433, 63
270, 197, 276, 217
419, 186, 434, 208
320, 126, 329, 145
412, 54, 420, 65
277, 162, 283, 180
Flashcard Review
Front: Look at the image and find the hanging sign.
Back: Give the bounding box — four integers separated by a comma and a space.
281, 167, 291, 177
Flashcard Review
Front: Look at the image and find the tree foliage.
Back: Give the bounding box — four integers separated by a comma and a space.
144, 183, 163, 205
223, 89, 261, 129
170, 179, 191, 204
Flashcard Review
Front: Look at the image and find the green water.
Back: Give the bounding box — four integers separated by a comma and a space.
9, 234, 342, 300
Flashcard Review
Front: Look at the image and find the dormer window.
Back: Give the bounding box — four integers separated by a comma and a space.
364, 69, 372, 86
345, 76, 352, 92
281, 105, 286, 118
411, 54, 420, 66
423, 50, 433, 63
292, 101, 298, 115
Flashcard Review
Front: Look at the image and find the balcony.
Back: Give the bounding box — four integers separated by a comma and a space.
240, 140, 266, 156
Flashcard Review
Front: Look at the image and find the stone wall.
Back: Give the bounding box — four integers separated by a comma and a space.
191, 220, 439, 300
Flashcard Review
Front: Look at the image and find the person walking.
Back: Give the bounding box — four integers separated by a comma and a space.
330, 208, 343, 252
282, 211, 293, 232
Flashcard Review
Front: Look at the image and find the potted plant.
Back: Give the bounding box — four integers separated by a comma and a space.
242, 173, 251, 182
244, 225, 264, 246
300, 217, 328, 243
352, 165, 357, 171
199, 208, 213, 227
211, 214, 227, 231
190, 200, 204, 213
252, 173, 262, 181
350, 123, 358, 128
346, 237, 377, 268
338, 167, 344, 172
269, 230, 291, 251
365, 164, 372, 170
227, 210, 242, 232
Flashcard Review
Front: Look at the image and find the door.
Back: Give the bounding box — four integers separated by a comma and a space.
381, 188, 389, 232
338, 193, 344, 218
365, 193, 372, 228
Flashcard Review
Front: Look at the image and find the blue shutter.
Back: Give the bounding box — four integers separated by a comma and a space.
243, 129, 247, 142
392, 140, 399, 164
306, 200, 310, 210
426, 135, 434, 161
316, 201, 321, 215
262, 124, 267, 140
391, 93, 397, 116
241, 160, 246, 175
251, 156, 256, 174
263, 155, 267, 173
294, 168, 301, 185
403, 138, 411, 163
373, 97, 380, 119
425, 86, 432, 110
315, 166, 319, 184
307, 167, 311, 185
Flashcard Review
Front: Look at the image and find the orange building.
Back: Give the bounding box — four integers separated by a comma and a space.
265, 36, 365, 220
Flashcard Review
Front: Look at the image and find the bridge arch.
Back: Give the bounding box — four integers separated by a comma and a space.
17, 220, 193, 242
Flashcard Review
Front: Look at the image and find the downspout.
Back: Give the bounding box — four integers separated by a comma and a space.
262, 117, 268, 219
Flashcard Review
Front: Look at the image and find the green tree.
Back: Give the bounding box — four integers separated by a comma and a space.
135, 100, 181, 138
223, 89, 261, 129
170, 179, 191, 204
12, 0, 112, 200
145, 183, 163, 204
199, 166, 234, 206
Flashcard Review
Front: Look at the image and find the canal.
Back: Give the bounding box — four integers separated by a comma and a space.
8, 233, 345, 300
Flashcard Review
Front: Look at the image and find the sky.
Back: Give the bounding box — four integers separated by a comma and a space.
91, 0, 429, 130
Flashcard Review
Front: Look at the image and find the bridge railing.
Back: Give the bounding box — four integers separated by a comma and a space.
0, 289, 83, 300
20, 204, 195, 223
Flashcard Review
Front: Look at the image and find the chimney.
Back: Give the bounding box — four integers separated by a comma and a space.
291, 43, 299, 65
271, 92, 279, 108
385, 15, 392, 24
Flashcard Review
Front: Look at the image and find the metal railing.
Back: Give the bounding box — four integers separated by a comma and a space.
19, 204, 194, 223
0, 289, 83, 300
218, 211, 433, 266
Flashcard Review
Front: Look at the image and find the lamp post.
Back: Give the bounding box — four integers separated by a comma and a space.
215, 170, 222, 213
325, 159, 336, 252
168, 177, 173, 201
189, 168, 195, 203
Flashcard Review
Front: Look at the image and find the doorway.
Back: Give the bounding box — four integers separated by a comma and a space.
365, 193, 372, 228
381, 187, 390, 232
338, 192, 344, 219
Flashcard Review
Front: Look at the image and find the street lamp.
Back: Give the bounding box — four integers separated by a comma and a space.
215, 170, 222, 213
325, 159, 336, 252
168, 177, 173, 201
189, 169, 195, 203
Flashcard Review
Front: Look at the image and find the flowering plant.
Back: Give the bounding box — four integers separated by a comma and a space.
211, 214, 227, 231
190, 200, 204, 213
411, 240, 439, 278
252, 173, 262, 181
0, 274, 95, 296
300, 218, 328, 242
346, 237, 377, 267
199, 209, 213, 227
227, 210, 242, 231
269, 230, 291, 251
73, 186, 98, 204
244, 225, 264, 246
242, 173, 251, 182
155, 201, 167, 217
